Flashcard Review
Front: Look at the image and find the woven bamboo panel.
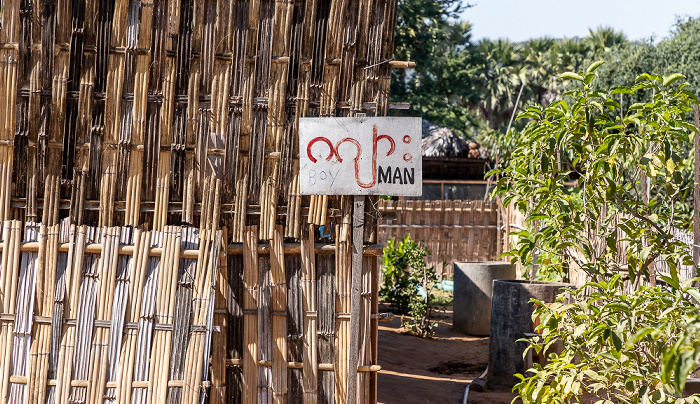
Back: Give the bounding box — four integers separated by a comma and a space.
1, 0, 400, 402
377, 200, 500, 278
2, 0, 399, 241
0, 219, 221, 404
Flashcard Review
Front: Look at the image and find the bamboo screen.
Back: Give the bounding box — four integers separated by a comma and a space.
0, 219, 221, 404
377, 200, 500, 278
0, 0, 402, 402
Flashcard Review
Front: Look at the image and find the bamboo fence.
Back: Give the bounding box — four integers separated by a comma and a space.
377, 200, 500, 278
0, 0, 403, 402
0, 220, 221, 404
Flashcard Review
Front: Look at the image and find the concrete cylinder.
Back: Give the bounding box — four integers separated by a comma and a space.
453, 262, 516, 336
488, 280, 571, 387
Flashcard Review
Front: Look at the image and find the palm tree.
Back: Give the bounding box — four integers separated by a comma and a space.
522, 38, 556, 105
551, 37, 589, 73
586, 26, 628, 56
475, 39, 527, 129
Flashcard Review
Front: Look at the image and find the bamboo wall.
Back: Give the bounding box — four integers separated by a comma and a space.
0, 219, 221, 404
0, 0, 401, 402
377, 200, 500, 278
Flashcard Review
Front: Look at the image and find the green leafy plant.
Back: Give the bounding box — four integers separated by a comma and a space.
491, 62, 700, 402
380, 235, 438, 338
519, 276, 700, 403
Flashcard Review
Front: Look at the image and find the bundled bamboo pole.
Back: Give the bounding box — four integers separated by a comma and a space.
181, 0, 205, 224
357, 254, 373, 404
259, 0, 294, 241
7, 223, 40, 403
369, 256, 379, 403
46, 220, 76, 404
335, 197, 353, 404
120, 0, 145, 227
114, 229, 151, 404
193, 0, 215, 196
23, 0, 42, 224
209, 0, 233, 215
153, 0, 180, 231
199, 231, 223, 404
130, 230, 163, 404
257, 238, 273, 403
42, 0, 71, 226
180, 228, 220, 404
102, 228, 135, 404
122, 0, 154, 228
270, 226, 287, 402
232, 0, 261, 241
150, 0, 172, 232
71, 0, 99, 227
26, 223, 59, 404
0, 221, 21, 403
317, 250, 336, 403
300, 224, 318, 403
65, 227, 105, 403
53, 225, 88, 404
86, 227, 123, 404
242, 225, 259, 402
0, 0, 19, 221
348, 0, 372, 118
164, 227, 199, 404
211, 227, 228, 404
285, 0, 319, 240
145, 225, 181, 404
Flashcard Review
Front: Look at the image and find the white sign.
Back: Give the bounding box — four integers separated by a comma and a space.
299, 117, 422, 196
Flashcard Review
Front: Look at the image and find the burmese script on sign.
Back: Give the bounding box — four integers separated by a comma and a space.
299, 117, 422, 196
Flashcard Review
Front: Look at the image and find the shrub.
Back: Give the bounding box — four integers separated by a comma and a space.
380, 235, 438, 338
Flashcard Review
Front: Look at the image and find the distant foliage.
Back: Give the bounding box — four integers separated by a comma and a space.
391, 7, 700, 167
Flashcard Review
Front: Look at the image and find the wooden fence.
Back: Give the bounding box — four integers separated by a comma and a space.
377, 200, 500, 278
0, 0, 402, 402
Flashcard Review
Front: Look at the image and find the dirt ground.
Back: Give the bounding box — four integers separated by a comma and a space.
377, 305, 517, 404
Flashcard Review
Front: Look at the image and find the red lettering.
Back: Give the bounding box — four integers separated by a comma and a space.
307, 137, 339, 163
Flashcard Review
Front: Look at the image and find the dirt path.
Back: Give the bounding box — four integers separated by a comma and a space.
377, 306, 517, 404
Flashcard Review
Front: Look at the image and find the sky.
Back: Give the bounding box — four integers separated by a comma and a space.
463, 0, 699, 43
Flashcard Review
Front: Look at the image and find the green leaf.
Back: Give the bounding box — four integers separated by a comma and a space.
560, 72, 584, 82
586, 61, 605, 74
663, 73, 686, 87
610, 86, 632, 94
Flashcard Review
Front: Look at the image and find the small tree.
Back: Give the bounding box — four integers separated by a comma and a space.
380, 235, 438, 338
492, 62, 700, 402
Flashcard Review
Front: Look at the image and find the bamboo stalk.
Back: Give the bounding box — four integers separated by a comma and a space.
335, 196, 352, 404
0, 221, 21, 404
270, 225, 287, 403
115, 229, 151, 404
102, 227, 135, 404
0, 0, 20, 221
211, 227, 228, 404
27, 223, 59, 404
7, 222, 40, 403
301, 224, 318, 403
129, 230, 162, 404
54, 225, 87, 404
242, 225, 259, 402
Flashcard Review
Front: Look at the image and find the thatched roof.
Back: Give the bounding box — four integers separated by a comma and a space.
421, 120, 486, 159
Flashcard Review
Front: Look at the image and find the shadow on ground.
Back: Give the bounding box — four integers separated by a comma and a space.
377, 305, 517, 404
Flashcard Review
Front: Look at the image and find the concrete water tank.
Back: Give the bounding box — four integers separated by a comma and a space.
453, 261, 516, 336
488, 279, 571, 387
